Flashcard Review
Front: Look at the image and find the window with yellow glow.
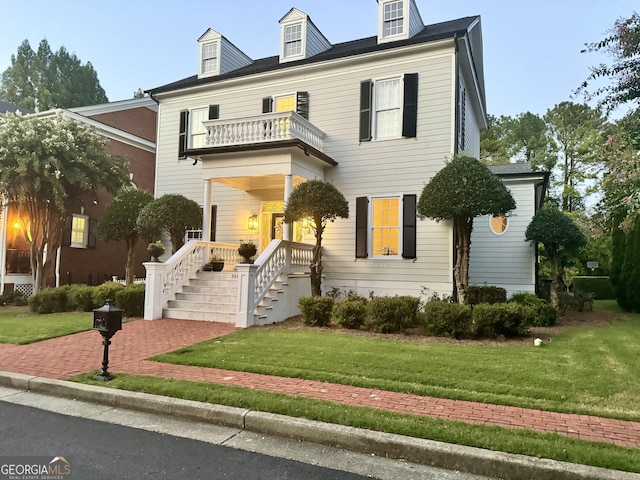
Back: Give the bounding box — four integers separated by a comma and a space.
372, 197, 399, 256
71, 215, 88, 247
490, 214, 508, 235
275, 95, 296, 112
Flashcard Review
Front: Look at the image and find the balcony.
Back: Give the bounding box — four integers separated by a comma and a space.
201, 111, 325, 152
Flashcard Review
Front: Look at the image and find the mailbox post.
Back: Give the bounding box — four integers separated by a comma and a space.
92, 299, 123, 381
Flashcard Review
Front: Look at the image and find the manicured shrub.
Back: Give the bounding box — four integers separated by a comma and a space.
422, 300, 472, 339
92, 281, 126, 307
571, 276, 615, 300
472, 303, 530, 338
365, 296, 421, 333
0, 292, 27, 306
115, 284, 146, 318
558, 290, 595, 315
298, 296, 334, 327
28, 287, 69, 314
509, 293, 557, 327
465, 286, 507, 306
66, 284, 96, 312
333, 295, 368, 329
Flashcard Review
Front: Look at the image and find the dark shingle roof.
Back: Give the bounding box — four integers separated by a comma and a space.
489, 163, 534, 175
0, 101, 32, 114
148, 16, 478, 96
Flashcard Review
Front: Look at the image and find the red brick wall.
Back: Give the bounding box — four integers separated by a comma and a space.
88, 107, 157, 142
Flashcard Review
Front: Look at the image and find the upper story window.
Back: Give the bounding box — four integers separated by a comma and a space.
382, 1, 404, 38
275, 94, 296, 113
71, 214, 88, 248
189, 107, 208, 149
374, 77, 402, 140
283, 24, 302, 58
360, 74, 417, 142
262, 92, 309, 119
201, 42, 218, 75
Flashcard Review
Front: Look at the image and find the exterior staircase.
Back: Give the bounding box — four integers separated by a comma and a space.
163, 271, 237, 322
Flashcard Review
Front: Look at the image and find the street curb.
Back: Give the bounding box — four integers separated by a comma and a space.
0, 371, 638, 480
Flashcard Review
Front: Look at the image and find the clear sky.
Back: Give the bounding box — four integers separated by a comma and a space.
1, 0, 637, 118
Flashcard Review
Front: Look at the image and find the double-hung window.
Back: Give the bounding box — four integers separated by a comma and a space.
189, 107, 208, 149
201, 41, 218, 75
360, 74, 418, 142
374, 78, 402, 140
382, 1, 404, 38
71, 215, 88, 248
355, 195, 416, 259
283, 24, 302, 58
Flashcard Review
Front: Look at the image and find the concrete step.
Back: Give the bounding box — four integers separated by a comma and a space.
181, 284, 237, 295
162, 308, 236, 323
174, 292, 237, 304
167, 299, 237, 313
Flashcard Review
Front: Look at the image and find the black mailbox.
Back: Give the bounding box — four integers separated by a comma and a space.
93, 300, 122, 334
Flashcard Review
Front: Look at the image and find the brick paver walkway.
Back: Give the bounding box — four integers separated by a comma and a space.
1, 319, 639, 449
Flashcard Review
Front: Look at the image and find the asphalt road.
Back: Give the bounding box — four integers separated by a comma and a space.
0, 402, 372, 479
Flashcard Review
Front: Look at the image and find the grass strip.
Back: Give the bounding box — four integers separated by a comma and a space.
0, 307, 92, 344
71, 372, 640, 473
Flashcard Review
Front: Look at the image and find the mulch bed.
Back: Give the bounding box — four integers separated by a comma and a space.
261, 307, 621, 347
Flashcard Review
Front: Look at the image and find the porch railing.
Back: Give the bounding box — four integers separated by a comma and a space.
202, 111, 325, 151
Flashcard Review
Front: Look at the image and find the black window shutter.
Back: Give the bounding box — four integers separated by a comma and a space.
62, 217, 72, 247
210, 205, 217, 242
402, 194, 417, 259
355, 197, 369, 258
208, 104, 219, 120
262, 97, 273, 114
87, 218, 98, 248
359, 80, 372, 142
402, 73, 418, 138
296, 91, 309, 119
178, 110, 188, 159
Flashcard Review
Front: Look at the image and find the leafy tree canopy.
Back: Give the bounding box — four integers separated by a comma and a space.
417, 155, 516, 221
0, 39, 108, 112
577, 12, 640, 114
136, 194, 202, 254
525, 208, 587, 260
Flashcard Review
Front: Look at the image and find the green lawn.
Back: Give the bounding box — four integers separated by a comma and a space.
0, 306, 92, 344
152, 304, 640, 422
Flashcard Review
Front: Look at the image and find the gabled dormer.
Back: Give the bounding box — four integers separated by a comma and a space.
376, 0, 424, 44
198, 29, 253, 79
279, 8, 332, 64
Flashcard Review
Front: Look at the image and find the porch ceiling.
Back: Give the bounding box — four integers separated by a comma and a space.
213, 174, 306, 192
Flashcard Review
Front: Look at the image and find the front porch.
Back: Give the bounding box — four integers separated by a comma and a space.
143, 239, 315, 327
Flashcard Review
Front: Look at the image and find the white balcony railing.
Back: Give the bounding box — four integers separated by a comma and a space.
202, 111, 325, 151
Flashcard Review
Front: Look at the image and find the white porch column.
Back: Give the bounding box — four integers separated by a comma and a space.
143, 261, 168, 320
202, 179, 212, 242
283, 174, 293, 241
236, 263, 258, 328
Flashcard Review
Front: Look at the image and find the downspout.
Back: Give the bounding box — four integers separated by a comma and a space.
452, 32, 460, 300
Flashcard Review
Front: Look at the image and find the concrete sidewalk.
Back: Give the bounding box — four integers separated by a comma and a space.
0, 318, 638, 479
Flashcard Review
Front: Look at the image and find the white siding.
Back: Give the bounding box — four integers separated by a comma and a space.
468, 180, 538, 297
305, 19, 332, 58
219, 37, 253, 75
408, 0, 425, 38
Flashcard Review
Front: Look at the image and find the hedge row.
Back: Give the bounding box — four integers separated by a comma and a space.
299, 291, 559, 340
28, 282, 145, 318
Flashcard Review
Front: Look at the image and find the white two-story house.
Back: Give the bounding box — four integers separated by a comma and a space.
144, 0, 547, 326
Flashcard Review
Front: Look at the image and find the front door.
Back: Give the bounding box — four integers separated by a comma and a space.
271, 213, 284, 240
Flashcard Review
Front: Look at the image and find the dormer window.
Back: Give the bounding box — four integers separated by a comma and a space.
201, 42, 218, 75
383, 1, 404, 38
284, 24, 303, 58
377, 0, 424, 44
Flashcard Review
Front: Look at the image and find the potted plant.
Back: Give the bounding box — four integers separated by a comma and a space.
147, 240, 165, 262
238, 240, 257, 263
203, 257, 225, 272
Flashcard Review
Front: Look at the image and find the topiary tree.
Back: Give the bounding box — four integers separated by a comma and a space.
525, 207, 587, 308
136, 194, 202, 254
417, 155, 516, 304
97, 186, 154, 285
284, 180, 349, 296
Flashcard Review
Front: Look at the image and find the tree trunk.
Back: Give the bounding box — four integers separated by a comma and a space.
310, 219, 323, 297
453, 217, 473, 304
125, 240, 136, 285
550, 256, 562, 308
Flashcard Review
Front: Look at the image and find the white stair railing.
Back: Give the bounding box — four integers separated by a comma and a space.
143, 240, 239, 320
